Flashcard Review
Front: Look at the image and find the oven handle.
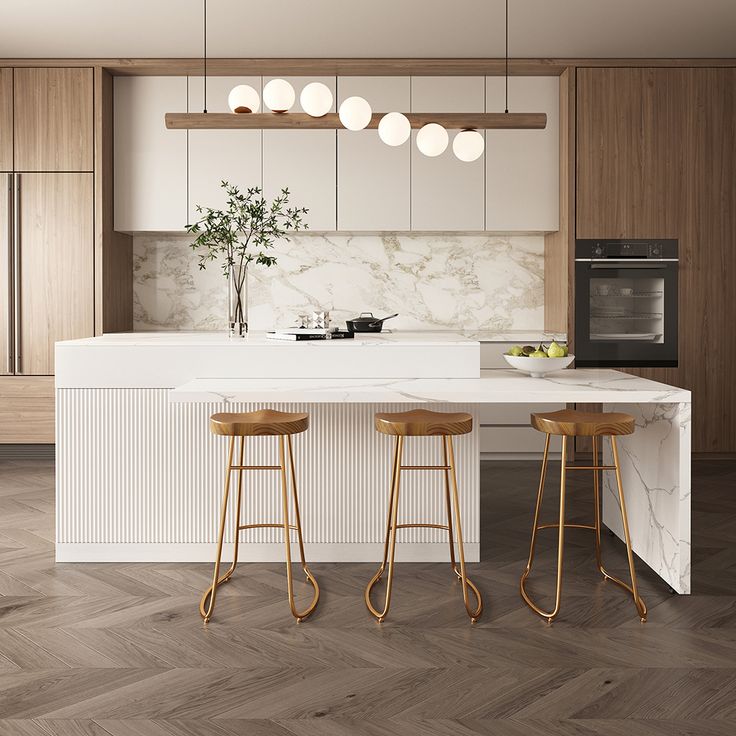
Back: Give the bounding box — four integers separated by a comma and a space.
590, 263, 669, 270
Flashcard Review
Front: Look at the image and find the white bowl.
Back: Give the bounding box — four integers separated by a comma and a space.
504, 353, 574, 378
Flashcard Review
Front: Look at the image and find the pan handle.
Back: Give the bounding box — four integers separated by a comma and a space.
370, 313, 399, 326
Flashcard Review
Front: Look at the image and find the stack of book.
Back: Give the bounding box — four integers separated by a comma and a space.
266, 328, 354, 341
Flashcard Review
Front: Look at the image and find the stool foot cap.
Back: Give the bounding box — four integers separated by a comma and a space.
640, 616, 647, 623
296, 617, 303, 624
471, 617, 478, 624
203, 617, 211, 624
378, 617, 385, 624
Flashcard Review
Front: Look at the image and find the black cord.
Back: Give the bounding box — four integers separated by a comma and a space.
505, 0, 509, 113
203, 0, 208, 113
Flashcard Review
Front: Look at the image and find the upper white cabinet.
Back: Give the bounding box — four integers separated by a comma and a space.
485, 76, 559, 231
337, 77, 410, 231
411, 77, 485, 231
262, 77, 336, 231
114, 76, 187, 232
187, 76, 262, 225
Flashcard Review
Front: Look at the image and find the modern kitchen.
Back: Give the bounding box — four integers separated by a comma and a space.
1, 1, 735, 734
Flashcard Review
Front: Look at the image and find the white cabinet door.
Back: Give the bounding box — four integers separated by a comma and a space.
262, 76, 336, 231
410, 77, 485, 231
114, 76, 187, 232
337, 77, 410, 231
187, 76, 262, 225
485, 76, 559, 231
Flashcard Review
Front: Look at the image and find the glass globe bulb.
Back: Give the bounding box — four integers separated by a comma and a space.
263, 79, 295, 113
227, 84, 260, 114
378, 112, 411, 146
416, 123, 449, 157
338, 96, 372, 131
300, 82, 333, 117
452, 129, 485, 162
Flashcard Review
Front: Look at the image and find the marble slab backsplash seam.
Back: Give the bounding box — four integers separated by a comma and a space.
133, 233, 545, 332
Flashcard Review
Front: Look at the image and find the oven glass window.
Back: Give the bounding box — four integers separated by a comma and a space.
589, 276, 665, 343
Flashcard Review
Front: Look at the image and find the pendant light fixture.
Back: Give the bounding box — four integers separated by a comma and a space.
263, 79, 296, 113
167, 0, 545, 134
300, 82, 333, 117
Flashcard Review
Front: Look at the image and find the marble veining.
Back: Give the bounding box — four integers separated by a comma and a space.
133, 233, 544, 332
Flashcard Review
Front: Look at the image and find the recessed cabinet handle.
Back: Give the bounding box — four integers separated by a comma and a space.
13, 174, 21, 375
6, 174, 12, 374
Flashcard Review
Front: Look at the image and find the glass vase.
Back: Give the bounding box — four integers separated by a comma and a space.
228, 263, 248, 338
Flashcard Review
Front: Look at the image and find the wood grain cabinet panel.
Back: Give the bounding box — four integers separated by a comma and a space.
262, 77, 336, 231
13, 68, 93, 172
410, 76, 485, 231
337, 76, 410, 231
0, 173, 10, 376
0, 69, 12, 171
17, 173, 94, 375
0, 376, 54, 443
576, 67, 736, 452
188, 76, 262, 224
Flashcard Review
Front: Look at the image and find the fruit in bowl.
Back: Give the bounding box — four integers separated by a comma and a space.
503, 341, 574, 378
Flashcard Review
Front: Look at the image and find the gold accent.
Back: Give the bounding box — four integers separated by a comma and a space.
365, 435, 483, 624
520, 433, 647, 623
200, 432, 320, 624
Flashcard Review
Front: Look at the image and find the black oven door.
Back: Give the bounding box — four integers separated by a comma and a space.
575, 261, 678, 368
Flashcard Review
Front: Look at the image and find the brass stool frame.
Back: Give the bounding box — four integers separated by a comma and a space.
200, 433, 320, 623
365, 434, 483, 623
520, 434, 647, 623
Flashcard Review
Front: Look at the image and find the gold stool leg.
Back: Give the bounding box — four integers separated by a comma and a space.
279, 435, 320, 622
445, 435, 483, 622
596, 435, 647, 622
284, 434, 320, 621
200, 435, 238, 622
365, 435, 404, 622
520, 434, 568, 623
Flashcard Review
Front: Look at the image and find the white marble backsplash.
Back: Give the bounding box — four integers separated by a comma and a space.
133, 233, 544, 332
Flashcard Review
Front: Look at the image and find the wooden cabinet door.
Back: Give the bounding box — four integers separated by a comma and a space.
262, 77, 336, 231
188, 76, 262, 224
14, 68, 93, 172
0, 69, 12, 171
18, 173, 93, 375
337, 76, 410, 231
114, 76, 188, 231
410, 77, 485, 231
0, 173, 10, 375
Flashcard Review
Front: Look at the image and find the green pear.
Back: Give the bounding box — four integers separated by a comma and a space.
530, 349, 548, 358
547, 341, 565, 358
562, 344, 569, 357
507, 345, 524, 357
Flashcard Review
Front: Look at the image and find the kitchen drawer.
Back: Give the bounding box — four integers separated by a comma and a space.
476, 403, 565, 426
480, 426, 562, 455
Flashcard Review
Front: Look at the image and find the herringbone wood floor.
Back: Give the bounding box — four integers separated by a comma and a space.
0, 457, 735, 735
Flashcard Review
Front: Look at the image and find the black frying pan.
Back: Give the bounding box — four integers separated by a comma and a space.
345, 313, 399, 333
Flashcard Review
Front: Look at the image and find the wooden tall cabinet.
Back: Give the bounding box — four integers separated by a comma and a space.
0, 67, 96, 442
576, 67, 736, 452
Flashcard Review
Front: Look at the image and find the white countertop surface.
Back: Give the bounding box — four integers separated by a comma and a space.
59, 331, 479, 347
169, 369, 691, 405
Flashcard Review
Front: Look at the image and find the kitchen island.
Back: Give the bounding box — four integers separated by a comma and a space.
55, 332, 691, 593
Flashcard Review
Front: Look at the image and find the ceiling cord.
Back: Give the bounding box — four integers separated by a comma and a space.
203, 0, 208, 113
505, 0, 509, 114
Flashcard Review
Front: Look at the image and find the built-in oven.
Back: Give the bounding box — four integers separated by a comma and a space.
574, 239, 678, 368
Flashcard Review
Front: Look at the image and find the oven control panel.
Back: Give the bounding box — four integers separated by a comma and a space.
576, 239, 678, 260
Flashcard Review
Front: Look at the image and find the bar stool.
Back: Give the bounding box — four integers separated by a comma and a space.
520, 409, 647, 623
200, 409, 320, 623
365, 409, 483, 623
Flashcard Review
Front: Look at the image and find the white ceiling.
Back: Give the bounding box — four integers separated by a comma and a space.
2, 0, 735, 59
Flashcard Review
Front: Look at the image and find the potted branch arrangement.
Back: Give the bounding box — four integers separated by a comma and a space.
187, 181, 308, 337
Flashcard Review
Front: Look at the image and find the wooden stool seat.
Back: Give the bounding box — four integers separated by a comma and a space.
374, 409, 473, 437
531, 409, 635, 437
210, 409, 309, 437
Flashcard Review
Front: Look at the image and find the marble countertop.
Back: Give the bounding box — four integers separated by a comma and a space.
59, 330, 479, 347
170, 369, 691, 405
